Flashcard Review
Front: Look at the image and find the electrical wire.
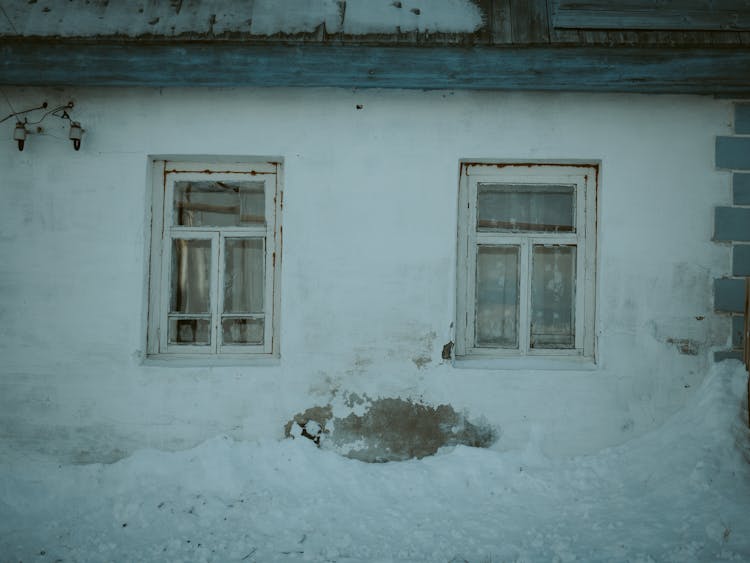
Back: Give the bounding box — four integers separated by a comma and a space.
1, 102, 74, 128
0, 102, 47, 123
0, 88, 20, 122
25, 103, 73, 125
0, 2, 18, 35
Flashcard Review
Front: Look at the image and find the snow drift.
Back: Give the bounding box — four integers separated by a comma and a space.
1, 361, 749, 562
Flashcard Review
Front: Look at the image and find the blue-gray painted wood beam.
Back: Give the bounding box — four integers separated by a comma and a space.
733, 244, 750, 276
2, 42, 750, 94
553, 0, 750, 31
715, 207, 750, 241
735, 173, 750, 205
510, 0, 550, 43
736, 104, 750, 134
716, 137, 750, 169
714, 277, 746, 313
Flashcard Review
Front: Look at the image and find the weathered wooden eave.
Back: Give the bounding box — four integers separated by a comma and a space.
2, 40, 750, 95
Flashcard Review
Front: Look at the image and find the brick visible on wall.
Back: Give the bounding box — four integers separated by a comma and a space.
732, 314, 746, 348
714, 103, 749, 362
714, 207, 750, 241
714, 350, 744, 362
716, 136, 750, 170
714, 277, 746, 313
736, 103, 750, 134
735, 173, 750, 205
734, 244, 750, 276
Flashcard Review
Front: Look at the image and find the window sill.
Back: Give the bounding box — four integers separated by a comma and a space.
142, 354, 280, 368
452, 355, 598, 371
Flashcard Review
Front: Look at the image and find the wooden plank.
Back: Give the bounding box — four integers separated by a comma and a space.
551, 27, 743, 45
510, 0, 550, 43
489, 0, 514, 44
471, 0, 494, 44
745, 278, 749, 427
2, 41, 750, 95
552, 0, 750, 31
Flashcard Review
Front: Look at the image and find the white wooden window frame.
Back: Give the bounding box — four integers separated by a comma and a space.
147, 160, 282, 359
456, 163, 597, 360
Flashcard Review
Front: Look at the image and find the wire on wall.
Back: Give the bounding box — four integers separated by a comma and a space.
1, 100, 85, 151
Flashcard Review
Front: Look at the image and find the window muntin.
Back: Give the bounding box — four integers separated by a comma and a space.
457, 164, 596, 359
148, 161, 281, 358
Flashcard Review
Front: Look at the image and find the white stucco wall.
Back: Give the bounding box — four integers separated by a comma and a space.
0, 87, 733, 462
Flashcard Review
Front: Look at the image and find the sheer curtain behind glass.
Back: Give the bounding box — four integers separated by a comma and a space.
477, 184, 575, 233
475, 245, 520, 348
530, 245, 576, 349
169, 239, 211, 344
223, 238, 265, 345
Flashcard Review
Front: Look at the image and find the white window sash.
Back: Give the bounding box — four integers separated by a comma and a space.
217, 233, 271, 355
161, 230, 219, 354
148, 162, 280, 358
458, 164, 597, 359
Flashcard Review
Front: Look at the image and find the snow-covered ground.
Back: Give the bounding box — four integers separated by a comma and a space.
2, 362, 750, 562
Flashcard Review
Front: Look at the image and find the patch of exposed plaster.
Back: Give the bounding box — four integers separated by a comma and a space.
343, 391, 368, 408
353, 354, 373, 371
665, 337, 699, 356
286, 395, 496, 463
648, 319, 709, 356
412, 355, 431, 369
335, 400, 497, 463
308, 373, 342, 400
409, 330, 436, 369
441, 340, 454, 360
283, 405, 333, 445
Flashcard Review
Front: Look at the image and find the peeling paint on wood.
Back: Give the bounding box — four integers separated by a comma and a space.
553, 0, 750, 31
2, 42, 750, 94
510, 0, 550, 43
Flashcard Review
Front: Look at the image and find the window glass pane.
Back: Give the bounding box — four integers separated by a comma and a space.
531, 245, 576, 349
475, 245, 519, 348
174, 181, 265, 227
222, 318, 264, 345
224, 238, 264, 314
168, 318, 211, 345
170, 239, 211, 314
477, 183, 575, 233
